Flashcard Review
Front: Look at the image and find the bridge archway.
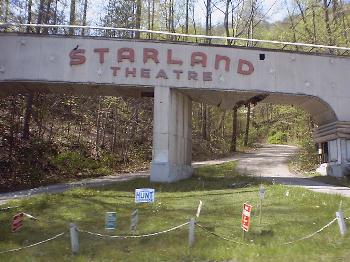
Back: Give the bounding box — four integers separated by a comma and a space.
1, 33, 350, 180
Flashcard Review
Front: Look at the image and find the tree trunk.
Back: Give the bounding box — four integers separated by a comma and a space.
9, 96, 17, 161
151, 0, 155, 29
43, 0, 53, 34
69, 0, 76, 35
207, 106, 211, 142
205, 0, 211, 43
192, 2, 197, 41
112, 107, 118, 153
36, 0, 45, 33
135, 0, 141, 39
224, 0, 231, 45
221, 111, 226, 138
26, 0, 33, 33
230, 107, 238, 152
147, 0, 151, 38
82, 0, 88, 36
48, 115, 55, 142
95, 98, 102, 155
53, 0, 58, 33
295, 0, 313, 40
202, 103, 207, 140
332, 0, 339, 23
323, 0, 333, 49
4, 0, 9, 25
185, 0, 189, 34
339, 0, 349, 45
22, 94, 34, 140
244, 103, 251, 146
311, 4, 317, 44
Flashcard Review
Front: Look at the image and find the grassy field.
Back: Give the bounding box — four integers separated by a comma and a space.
1, 161, 350, 261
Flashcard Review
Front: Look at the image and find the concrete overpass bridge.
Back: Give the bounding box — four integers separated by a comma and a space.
1, 27, 350, 181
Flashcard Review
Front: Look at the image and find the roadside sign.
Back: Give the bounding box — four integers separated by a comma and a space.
105, 212, 117, 230
196, 200, 203, 218
12, 212, 24, 232
241, 203, 253, 232
135, 188, 155, 203
130, 209, 139, 232
259, 185, 265, 200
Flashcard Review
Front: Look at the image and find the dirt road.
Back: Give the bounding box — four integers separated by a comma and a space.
195, 144, 350, 197
1, 144, 349, 205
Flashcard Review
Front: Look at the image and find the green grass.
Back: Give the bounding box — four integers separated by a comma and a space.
1, 161, 350, 261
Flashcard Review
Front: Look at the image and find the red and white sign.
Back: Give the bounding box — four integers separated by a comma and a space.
241, 203, 253, 232
12, 212, 24, 232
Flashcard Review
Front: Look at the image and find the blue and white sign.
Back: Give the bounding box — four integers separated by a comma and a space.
105, 212, 117, 230
135, 188, 155, 203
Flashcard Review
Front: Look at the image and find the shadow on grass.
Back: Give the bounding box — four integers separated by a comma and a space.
260, 175, 350, 188
96, 161, 266, 193
308, 175, 350, 188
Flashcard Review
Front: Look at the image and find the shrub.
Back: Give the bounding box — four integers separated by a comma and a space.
268, 131, 288, 144
51, 151, 99, 175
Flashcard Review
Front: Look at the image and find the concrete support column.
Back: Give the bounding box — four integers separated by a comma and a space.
314, 122, 350, 177
151, 86, 193, 182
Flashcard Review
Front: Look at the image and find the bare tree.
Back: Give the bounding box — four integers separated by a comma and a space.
69, 0, 76, 35
322, 0, 334, 48
26, 0, 33, 33
244, 103, 251, 146
82, 0, 88, 36
230, 106, 238, 152
135, 0, 141, 39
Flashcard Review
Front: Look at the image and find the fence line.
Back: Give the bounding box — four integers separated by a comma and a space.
0, 206, 19, 211
197, 216, 347, 246
1, 23, 350, 53
0, 216, 348, 255
280, 217, 337, 245
196, 223, 248, 245
0, 232, 65, 254
77, 221, 189, 239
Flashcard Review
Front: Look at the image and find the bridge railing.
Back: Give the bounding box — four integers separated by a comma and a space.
1, 23, 350, 56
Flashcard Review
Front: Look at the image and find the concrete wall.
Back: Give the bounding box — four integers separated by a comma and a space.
1, 33, 350, 125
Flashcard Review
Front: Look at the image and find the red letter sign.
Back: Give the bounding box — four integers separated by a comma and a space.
237, 59, 254, 75
12, 212, 24, 232
241, 203, 252, 232
69, 49, 86, 65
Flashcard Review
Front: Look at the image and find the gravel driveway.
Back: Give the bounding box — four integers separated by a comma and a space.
196, 144, 350, 197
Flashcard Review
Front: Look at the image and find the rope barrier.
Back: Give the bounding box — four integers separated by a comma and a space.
280, 218, 337, 245
1, 23, 350, 53
197, 215, 345, 246
0, 206, 19, 211
196, 223, 248, 245
78, 221, 189, 239
0, 232, 65, 254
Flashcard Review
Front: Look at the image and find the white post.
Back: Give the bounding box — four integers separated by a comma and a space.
70, 223, 79, 254
189, 218, 195, 248
336, 211, 347, 236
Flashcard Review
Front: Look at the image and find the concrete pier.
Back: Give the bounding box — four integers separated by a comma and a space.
151, 86, 193, 182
